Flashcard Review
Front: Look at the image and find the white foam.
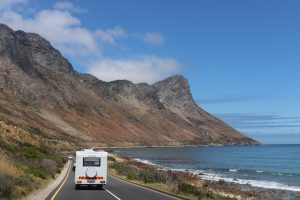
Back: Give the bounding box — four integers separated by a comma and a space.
195, 171, 300, 192
130, 158, 300, 192
133, 158, 155, 166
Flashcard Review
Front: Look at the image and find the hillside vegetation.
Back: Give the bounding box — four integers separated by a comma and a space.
0, 121, 72, 199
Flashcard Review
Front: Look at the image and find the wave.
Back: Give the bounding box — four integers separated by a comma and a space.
133, 158, 156, 166
192, 170, 300, 192
130, 158, 300, 192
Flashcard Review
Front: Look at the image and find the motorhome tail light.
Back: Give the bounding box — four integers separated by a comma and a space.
78, 176, 104, 180
100, 181, 106, 184
76, 181, 82, 184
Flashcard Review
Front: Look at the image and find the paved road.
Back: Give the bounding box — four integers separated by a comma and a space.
46, 164, 180, 200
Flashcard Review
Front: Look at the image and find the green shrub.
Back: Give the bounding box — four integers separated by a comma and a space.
126, 169, 139, 180
108, 156, 116, 161
203, 188, 214, 199
140, 169, 155, 183
112, 162, 168, 184
26, 167, 46, 179
0, 174, 14, 199
21, 146, 46, 160
14, 175, 33, 187
0, 141, 18, 153
112, 162, 139, 180
152, 171, 167, 183
178, 182, 201, 196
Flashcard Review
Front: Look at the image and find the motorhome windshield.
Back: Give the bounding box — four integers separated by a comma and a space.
83, 157, 101, 166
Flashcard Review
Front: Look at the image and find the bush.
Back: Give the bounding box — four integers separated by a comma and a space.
40, 159, 57, 176
203, 188, 214, 199
26, 167, 46, 179
178, 182, 201, 196
153, 171, 167, 183
0, 141, 18, 153
108, 156, 116, 161
126, 169, 139, 180
178, 183, 216, 199
14, 175, 33, 187
21, 146, 47, 160
112, 162, 139, 180
140, 169, 155, 183
112, 162, 167, 184
0, 174, 14, 199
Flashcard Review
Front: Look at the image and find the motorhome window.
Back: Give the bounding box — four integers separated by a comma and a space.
83, 157, 101, 166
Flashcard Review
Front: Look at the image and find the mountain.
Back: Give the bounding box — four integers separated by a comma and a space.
0, 23, 258, 147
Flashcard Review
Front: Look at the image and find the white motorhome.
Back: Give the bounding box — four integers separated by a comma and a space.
74, 149, 107, 189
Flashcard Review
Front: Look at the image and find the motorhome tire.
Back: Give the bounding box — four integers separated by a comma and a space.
75, 184, 80, 190
98, 184, 103, 189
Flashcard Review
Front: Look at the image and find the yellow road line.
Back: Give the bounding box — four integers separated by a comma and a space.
50, 161, 71, 200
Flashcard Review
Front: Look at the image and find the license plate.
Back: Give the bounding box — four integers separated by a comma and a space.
87, 180, 95, 183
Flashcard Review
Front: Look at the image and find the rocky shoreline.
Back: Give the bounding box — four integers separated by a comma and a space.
108, 152, 300, 200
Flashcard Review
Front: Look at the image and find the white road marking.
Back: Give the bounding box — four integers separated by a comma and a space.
104, 188, 122, 200
109, 175, 181, 200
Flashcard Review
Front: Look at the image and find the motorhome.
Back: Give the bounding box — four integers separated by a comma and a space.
74, 149, 107, 189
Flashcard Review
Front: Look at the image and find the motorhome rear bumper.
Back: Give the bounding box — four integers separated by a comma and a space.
75, 179, 106, 185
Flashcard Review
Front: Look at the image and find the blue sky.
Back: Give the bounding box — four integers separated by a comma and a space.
0, 0, 299, 144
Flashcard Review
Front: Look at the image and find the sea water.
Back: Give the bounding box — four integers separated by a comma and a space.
114, 145, 300, 193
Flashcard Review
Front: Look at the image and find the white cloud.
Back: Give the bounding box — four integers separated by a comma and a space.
138, 32, 166, 45
87, 56, 181, 84
0, 0, 28, 10
95, 26, 127, 44
0, 1, 181, 83
0, 9, 99, 56
53, 1, 86, 13
0, 6, 127, 57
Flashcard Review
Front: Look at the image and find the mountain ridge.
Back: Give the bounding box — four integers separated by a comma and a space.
0, 23, 259, 147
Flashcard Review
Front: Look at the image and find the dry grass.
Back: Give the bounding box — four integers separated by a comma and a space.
0, 121, 39, 146
0, 151, 21, 177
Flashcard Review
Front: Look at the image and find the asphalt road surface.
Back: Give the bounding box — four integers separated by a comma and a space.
46, 165, 180, 200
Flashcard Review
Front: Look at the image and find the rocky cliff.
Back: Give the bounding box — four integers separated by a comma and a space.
0, 23, 258, 147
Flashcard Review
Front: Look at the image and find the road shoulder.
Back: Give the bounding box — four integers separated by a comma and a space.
22, 160, 71, 200
108, 174, 184, 200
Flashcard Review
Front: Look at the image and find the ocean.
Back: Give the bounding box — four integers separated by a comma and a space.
114, 145, 300, 193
